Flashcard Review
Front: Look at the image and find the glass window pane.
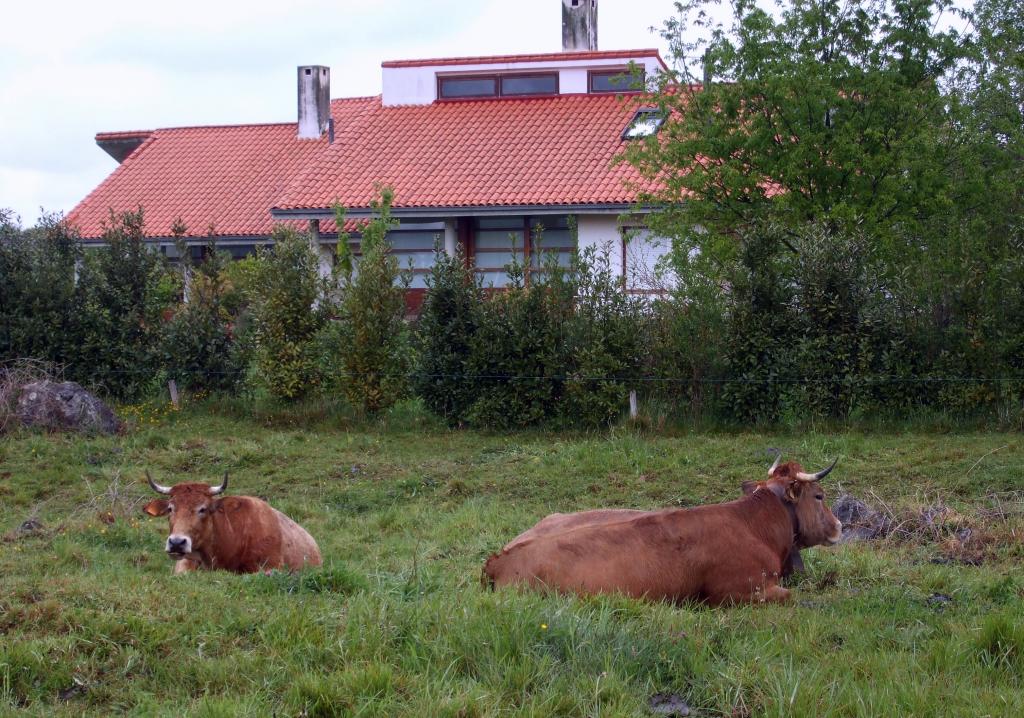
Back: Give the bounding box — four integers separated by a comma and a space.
591, 70, 643, 93
407, 273, 429, 289
474, 270, 515, 288
531, 250, 573, 268
475, 230, 524, 251
624, 229, 676, 290
476, 217, 524, 230
623, 110, 664, 139
501, 75, 557, 96
528, 215, 569, 231
533, 228, 573, 250
474, 250, 521, 268
392, 252, 436, 270
440, 76, 496, 98
386, 231, 437, 251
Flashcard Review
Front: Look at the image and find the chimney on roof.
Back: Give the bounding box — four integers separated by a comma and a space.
562, 0, 598, 52
297, 65, 330, 140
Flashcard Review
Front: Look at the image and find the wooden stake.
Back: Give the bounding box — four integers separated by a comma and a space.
168, 380, 179, 409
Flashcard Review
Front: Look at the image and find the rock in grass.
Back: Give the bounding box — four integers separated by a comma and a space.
832, 494, 891, 541
16, 380, 121, 435
649, 693, 690, 716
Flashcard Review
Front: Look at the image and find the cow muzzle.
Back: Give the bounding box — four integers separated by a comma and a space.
166, 535, 192, 558
827, 520, 843, 545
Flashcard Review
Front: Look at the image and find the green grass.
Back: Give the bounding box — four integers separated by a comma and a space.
1, 402, 1022, 716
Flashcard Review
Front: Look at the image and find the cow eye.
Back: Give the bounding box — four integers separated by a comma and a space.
197, 506, 207, 515
815, 495, 824, 501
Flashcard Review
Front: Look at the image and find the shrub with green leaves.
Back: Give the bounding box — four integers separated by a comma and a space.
70, 209, 174, 400
249, 225, 327, 401
559, 245, 646, 428
159, 239, 247, 394
0, 210, 80, 368
464, 247, 574, 429
413, 242, 481, 424
332, 189, 412, 414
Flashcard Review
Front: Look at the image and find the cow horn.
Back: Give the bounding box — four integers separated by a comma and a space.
767, 450, 782, 476
209, 472, 229, 495
796, 457, 838, 482
146, 471, 172, 495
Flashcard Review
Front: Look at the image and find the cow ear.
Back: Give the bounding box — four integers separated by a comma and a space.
783, 481, 801, 503
143, 499, 170, 517
741, 481, 760, 495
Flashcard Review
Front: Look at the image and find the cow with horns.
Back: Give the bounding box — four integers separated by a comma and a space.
482, 455, 842, 605
143, 472, 322, 574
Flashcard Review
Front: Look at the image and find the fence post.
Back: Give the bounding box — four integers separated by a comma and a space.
629, 390, 638, 420
168, 380, 179, 409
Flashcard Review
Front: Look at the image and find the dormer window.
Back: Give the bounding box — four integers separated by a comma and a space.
501, 74, 558, 96
439, 76, 497, 99
438, 73, 558, 100
622, 109, 664, 140
589, 68, 645, 94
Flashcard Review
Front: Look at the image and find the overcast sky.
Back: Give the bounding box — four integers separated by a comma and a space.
0, 0, 691, 226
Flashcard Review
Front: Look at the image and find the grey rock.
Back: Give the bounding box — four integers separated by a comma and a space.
18, 518, 43, 533
649, 693, 690, 716
17, 380, 122, 434
832, 494, 891, 542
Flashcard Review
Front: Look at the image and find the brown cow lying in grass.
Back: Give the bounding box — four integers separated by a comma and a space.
142, 472, 322, 574
503, 453, 811, 575
483, 456, 841, 605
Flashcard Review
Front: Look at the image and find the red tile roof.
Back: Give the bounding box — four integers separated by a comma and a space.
69, 88, 662, 238
381, 48, 667, 69
68, 98, 377, 239
276, 93, 659, 213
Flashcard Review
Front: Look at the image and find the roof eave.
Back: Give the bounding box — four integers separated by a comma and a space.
271, 203, 649, 221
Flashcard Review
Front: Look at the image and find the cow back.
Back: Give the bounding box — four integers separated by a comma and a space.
208, 496, 285, 573
272, 508, 323, 569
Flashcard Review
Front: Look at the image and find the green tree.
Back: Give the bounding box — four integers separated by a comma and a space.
160, 234, 247, 394
0, 211, 79, 367
71, 208, 174, 399
333, 188, 412, 414
626, 0, 968, 265
413, 242, 481, 425
249, 225, 327, 401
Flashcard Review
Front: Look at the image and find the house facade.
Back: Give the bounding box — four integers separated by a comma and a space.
66, 1, 674, 306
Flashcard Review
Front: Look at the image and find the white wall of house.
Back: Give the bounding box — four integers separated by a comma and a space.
317, 244, 334, 279
576, 214, 622, 278
382, 53, 664, 106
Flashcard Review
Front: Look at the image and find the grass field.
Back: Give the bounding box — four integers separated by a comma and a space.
1, 401, 1022, 716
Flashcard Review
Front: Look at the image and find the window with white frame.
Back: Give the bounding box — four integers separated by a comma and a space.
622, 227, 675, 292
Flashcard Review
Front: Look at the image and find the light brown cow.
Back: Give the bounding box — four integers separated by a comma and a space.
142, 472, 322, 574
501, 452, 810, 575
483, 457, 841, 605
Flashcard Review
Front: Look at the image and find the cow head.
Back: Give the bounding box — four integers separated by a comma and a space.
142, 471, 228, 560
743, 454, 843, 547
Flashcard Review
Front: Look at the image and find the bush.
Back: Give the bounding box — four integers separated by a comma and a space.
413, 242, 481, 424
249, 225, 328, 401
720, 228, 795, 423
331, 190, 412, 414
559, 245, 646, 428
159, 240, 247, 394
462, 237, 580, 429
0, 210, 79, 367
69, 209, 174, 400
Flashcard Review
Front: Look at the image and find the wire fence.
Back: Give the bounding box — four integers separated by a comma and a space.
8, 363, 1024, 385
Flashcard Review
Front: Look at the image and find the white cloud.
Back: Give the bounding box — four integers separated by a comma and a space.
1, 0, 679, 224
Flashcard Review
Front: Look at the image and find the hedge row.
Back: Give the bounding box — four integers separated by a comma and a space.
2, 206, 1023, 428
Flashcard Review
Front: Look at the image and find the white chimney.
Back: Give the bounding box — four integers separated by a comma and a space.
562, 0, 598, 52
297, 66, 330, 140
